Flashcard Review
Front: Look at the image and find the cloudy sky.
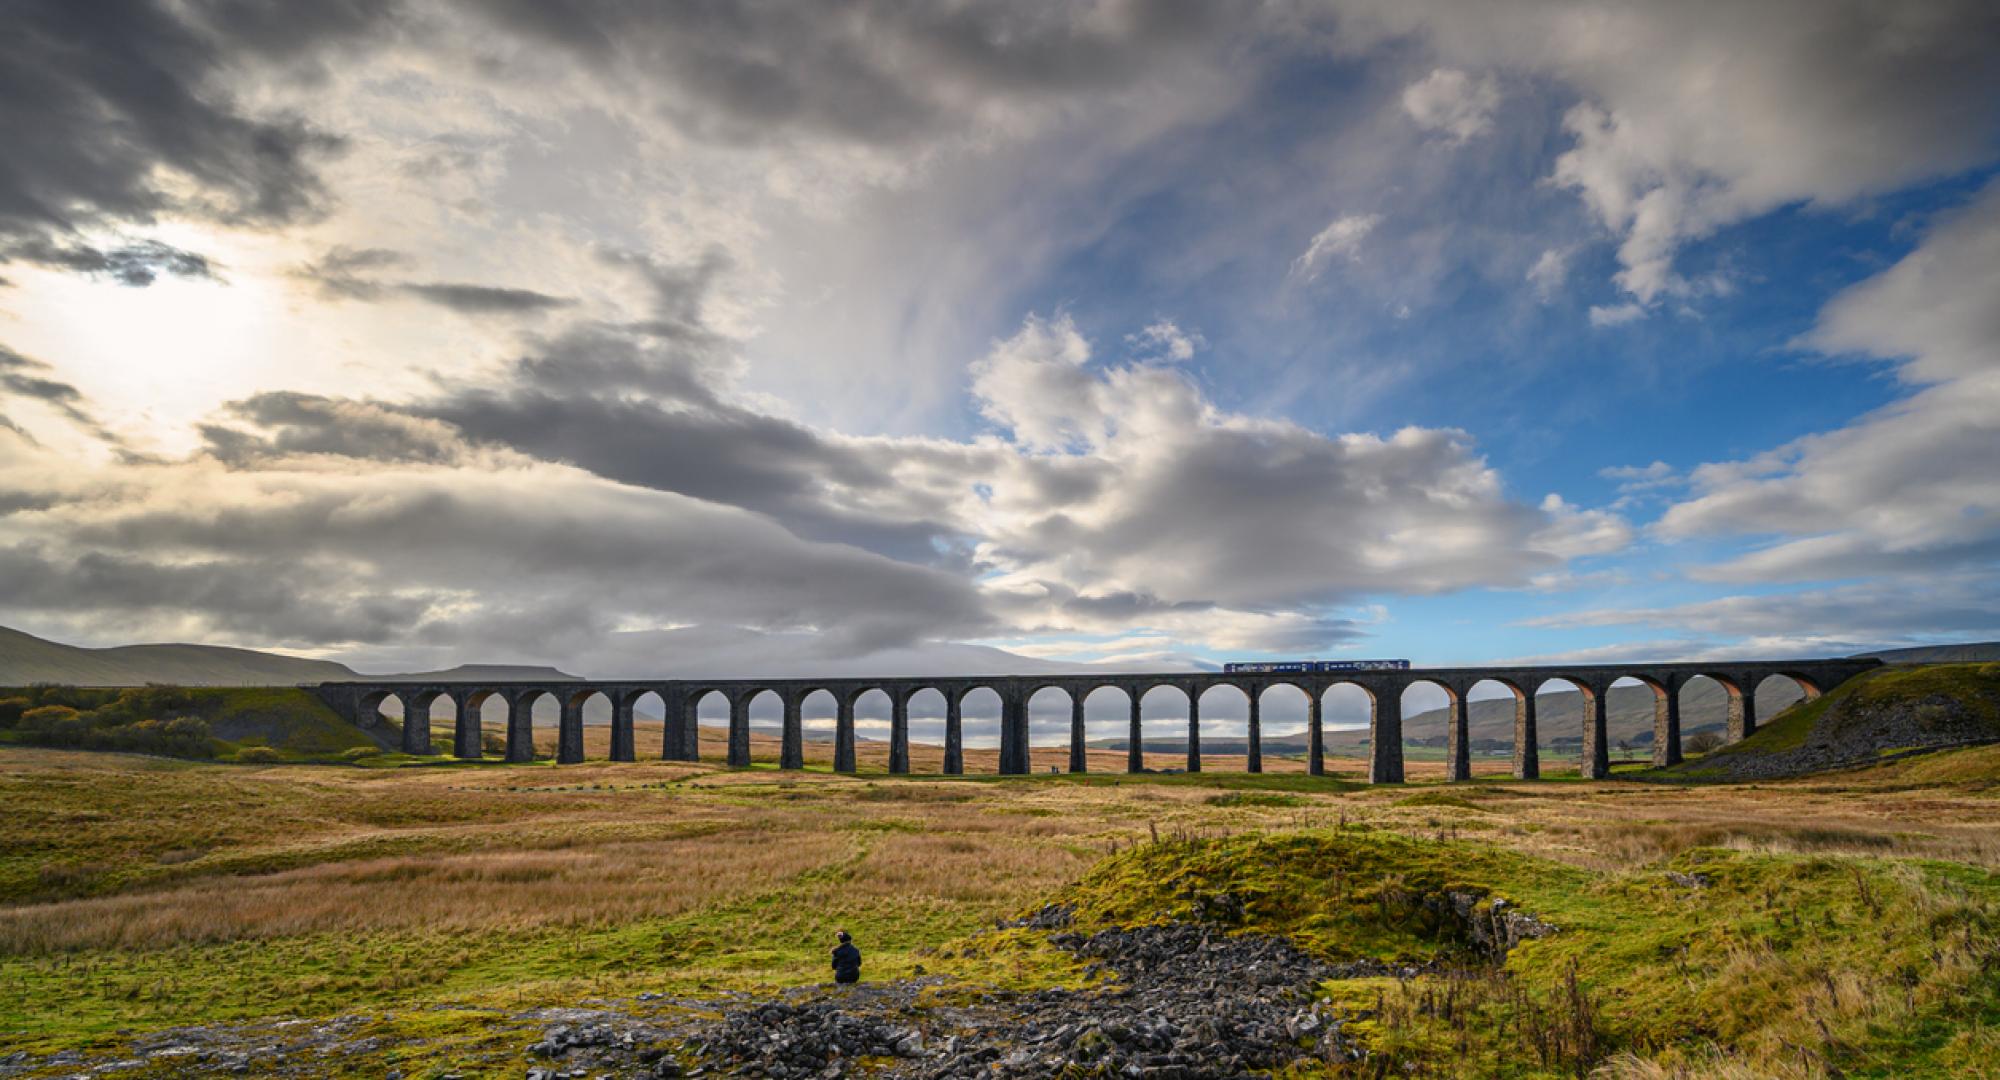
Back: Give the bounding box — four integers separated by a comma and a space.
3, 0, 1999, 702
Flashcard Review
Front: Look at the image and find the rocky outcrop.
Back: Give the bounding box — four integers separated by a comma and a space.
676, 921, 1368, 1078
3, 899, 1560, 1079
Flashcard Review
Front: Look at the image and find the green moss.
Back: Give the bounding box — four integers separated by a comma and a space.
1050, 831, 2000, 1076
1059, 829, 1568, 963
1206, 791, 1308, 808
1394, 791, 1489, 812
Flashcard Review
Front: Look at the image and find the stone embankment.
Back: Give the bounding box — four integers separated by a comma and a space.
1691, 669, 2000, 781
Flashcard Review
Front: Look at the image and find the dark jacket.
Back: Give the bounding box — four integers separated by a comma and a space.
832, 941, 862, 983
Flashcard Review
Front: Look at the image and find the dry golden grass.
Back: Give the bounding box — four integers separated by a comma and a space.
5, 736, 2000, 1062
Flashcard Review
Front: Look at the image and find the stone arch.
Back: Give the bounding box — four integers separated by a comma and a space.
1468, 677, 1534, 779
619, 688, 670, 761
845, 687, 894, 773
902, 686, 948, 774
1679, 673, 1748, 746
509, 688, 562, 763
955, 685, 1003, 774
1610, 675, 1672, 768
460, 688, 508, 760
1320, 680, 1378, 779
1138, 684, 1193, 773
1194, 682, 1247, 773
794, 688, 839, 770
1254, 682, 1311, 774
1403, 678, 1466, 781
1024, 684, 1072, 774
685, 688, 730, 765
1775, 671, 1825, 700
1078, 684, 1134, 774
742, 688, 783, 767
560, 686, 614, 764
400, 688, 450, 756
1534, 677, 1604, 779
1750, 672, 1817, 734
357, 688, 404, 741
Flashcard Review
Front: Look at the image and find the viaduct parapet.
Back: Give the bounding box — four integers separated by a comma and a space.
314, 658, 1878, 783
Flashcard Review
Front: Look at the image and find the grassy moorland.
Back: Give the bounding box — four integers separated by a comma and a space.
1, 688, 1998, 1076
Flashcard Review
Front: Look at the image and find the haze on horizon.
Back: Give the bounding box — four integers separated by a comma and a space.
3, 1, 1999, 700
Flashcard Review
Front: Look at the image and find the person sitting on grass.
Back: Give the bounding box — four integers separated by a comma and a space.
832, 929, 862, 985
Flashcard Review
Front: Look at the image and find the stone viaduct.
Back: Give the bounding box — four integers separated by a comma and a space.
316, 658, 1877, 783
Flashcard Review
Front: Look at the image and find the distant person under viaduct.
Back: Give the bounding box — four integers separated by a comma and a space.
315, 658, 1878, 783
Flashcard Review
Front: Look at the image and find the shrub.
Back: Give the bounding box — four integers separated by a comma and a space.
1685, 731, 1725, 755
20, 704, 83, 729
0, 696, 29, 728
236, 746, 283, 763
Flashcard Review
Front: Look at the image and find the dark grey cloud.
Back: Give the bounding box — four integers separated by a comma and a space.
209, 244, 976, 565
399, 282, 572, 314
597, 248, 732, 344
200, 392, 466, 466
23, 463, 994, 653
464, 0, 1221, 146
0, 344, 113, 439
0, 542, 415, 645
293, 247, 571, 314
0, 237, 216, 287
0, 0, 392, 279
293, 246, 411, 300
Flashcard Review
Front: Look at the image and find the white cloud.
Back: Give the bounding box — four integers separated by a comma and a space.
1401, 68, 1500, 142
1658, 181, 2000, 583
1526, 247, 1570, 301
961, 317, 1633, 644
1599, 460, 1681, 493
1588, 302, 1645, 327
1520, 577, 2000, 650
1336, 0, 2000, 302
1528, 494, 1635, 559
1290, 213, 1382, 281
966, 313, 1102, 451
1125, 318, 1204, 363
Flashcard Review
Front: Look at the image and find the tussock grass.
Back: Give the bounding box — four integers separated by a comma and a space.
5, 738, 2000, 1074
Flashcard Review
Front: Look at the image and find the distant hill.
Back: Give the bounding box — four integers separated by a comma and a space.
384, 664, 580, 682
1856, 642, 2000, 664
0, 627, 579, 687
0, 626, 358, 686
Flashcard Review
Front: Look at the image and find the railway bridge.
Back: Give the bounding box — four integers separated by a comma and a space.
316, 657, 1878, 783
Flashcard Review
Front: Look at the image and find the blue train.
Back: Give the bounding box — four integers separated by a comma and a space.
1222, 659, 1412, 674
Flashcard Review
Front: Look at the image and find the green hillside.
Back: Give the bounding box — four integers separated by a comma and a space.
1661, 662, 2000, 780
0, 686, 394, 762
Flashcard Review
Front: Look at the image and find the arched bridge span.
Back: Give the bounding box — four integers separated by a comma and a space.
316, 657, 1878, 784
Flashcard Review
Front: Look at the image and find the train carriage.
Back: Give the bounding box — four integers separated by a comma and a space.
1222, 659, 1411, 674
